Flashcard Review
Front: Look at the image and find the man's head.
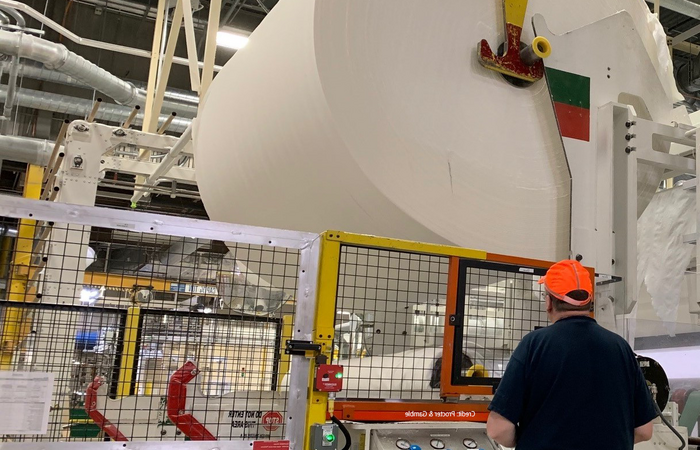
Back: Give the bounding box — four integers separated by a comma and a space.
538, 259, 592, 322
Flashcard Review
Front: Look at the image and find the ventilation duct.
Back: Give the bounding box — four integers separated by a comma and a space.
0, 30, 198, 118
0, 85, 191, 133
0, 60, 198, 117
0, 134, 53, 166
0, 30, 142, 104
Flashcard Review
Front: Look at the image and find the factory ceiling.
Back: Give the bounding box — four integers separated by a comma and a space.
1, 0, 700, 216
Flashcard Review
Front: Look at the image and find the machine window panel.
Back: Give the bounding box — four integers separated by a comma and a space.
451, 260, 549, 386
334, 245, 450, 401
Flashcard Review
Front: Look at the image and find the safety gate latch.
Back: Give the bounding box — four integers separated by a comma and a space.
285, 340, 322, 356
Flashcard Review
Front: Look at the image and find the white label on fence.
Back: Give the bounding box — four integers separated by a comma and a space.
0, 371, 54, 434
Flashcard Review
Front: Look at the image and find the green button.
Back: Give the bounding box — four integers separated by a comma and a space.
325, 434, 335, 442
335, 373, 343, 379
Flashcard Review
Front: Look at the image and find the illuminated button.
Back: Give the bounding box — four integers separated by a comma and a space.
409, 445, 421, 450
324, 434, 335, 442
335, 372, 343, 379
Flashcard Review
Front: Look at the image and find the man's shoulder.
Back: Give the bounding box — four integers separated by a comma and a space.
530, 318, 631, 346
587, 319, 632, 348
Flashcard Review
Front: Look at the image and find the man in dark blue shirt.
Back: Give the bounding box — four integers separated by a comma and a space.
486, 260, 657, 449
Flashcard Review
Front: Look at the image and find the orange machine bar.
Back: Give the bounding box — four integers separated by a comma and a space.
333, 400, 490, 423
440, 256, 494, 397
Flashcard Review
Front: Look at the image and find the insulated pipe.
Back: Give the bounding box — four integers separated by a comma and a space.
0, 6, 24, 28
0, 134, 53, 165
132, 80, 199, 105
0, 0, 223, 71
0, 85, 191, 133
662, 0, 700, 18
1, 53, 20, 134
0, 10, 23, 134
0, 60, 199, 116
0, 29, 142, 105
0, 59, 74, 85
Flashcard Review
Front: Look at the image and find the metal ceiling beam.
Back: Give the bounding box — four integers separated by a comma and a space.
74, 0, 208, 28
648, 0, 700, 19
673, 39, 700, 55
672, 22, 700, 47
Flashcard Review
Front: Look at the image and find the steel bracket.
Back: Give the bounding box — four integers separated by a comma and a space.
285, 339, 321, 356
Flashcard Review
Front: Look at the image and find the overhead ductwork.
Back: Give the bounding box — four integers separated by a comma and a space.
0, 8, 24, 133
0, 59, 71, 86
130, 80, 199, 106
0, 134, 53, 166
0, 5, 24, 28
0, 30, 198, 118
646, 0, 700, 19
0, 29, 142, 105
0, 60, 199, 117
0, 85, 192, 133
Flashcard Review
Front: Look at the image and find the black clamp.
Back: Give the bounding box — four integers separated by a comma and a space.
285, 340, 322, 356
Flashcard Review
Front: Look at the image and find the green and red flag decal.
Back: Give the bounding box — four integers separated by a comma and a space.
545, 67, 590, 142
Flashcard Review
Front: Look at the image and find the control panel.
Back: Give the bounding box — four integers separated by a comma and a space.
315, 364, 344, 392
634, 423, 688, 450
367, 427, 497, 450
310, 423, 340, 450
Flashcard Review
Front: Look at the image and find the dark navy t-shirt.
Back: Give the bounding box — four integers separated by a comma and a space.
488, 316, 657, 450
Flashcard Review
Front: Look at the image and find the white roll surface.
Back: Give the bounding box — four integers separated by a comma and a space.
195, 0, 675, 261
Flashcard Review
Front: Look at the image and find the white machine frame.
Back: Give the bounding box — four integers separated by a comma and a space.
584, 103, 699, 338
38, 121, 194, 306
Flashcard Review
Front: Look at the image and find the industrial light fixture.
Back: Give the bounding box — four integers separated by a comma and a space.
216, 29, 249, 50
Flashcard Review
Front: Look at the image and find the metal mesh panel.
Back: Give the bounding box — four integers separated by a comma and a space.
0, 216, 19, 300
0, 214, 299, 442
455, 261, 549, 381
0, 302, 124, 442
332, 245, 450, 401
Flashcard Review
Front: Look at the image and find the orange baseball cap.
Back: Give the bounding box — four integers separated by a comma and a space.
538, 260, 592, 306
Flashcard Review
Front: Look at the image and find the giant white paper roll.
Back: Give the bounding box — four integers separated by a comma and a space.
195, 0, 677, 261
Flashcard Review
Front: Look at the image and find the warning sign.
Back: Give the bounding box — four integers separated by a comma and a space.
261, 411, 284, 432
253, 440, 289, 450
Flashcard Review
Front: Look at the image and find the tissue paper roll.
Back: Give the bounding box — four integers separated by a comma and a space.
195, 0, 674, 261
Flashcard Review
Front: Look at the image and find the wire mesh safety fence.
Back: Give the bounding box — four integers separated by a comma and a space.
332, 245, 450, 401
0, 302, 125, 442
452, 260, 549, 384
0, 212, 300, 442
331, 246, 554, 400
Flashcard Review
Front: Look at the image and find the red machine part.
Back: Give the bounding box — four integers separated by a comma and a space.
167, 361, 216, 440
315, 364, 343, 392
478, 24, 544, 82
476, 0, 546, 83
85, 376, 128, 442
